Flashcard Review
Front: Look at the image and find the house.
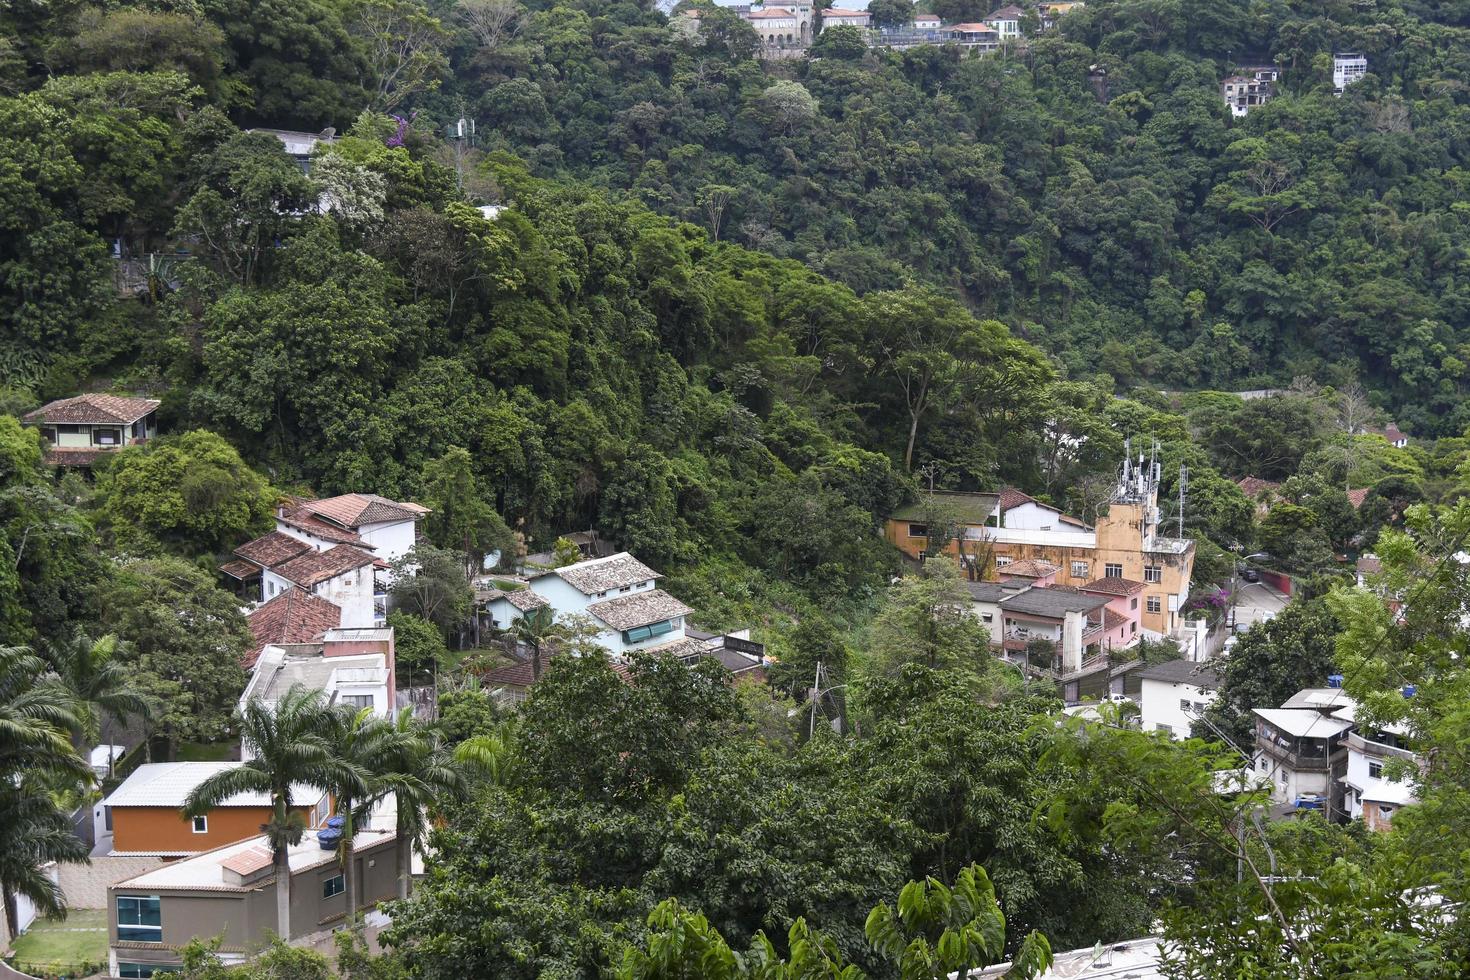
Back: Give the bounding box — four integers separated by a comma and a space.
885, 451, 1197, 636
221, 493, 427, 625
22, 394, 160, 466
913, 13, 942, 30
1252, 706, 1353, 815
248, 127, 337, 173
997, 487, 1091, 532
243, 588, 345, 667
1355, 554, 1382, 587
995, 586, 1118, 675
742, 3, 813, 47
983, 4, 1025, 38
820, 7, 870, 31
1367, 422, 1408, 448
946, 22, 1000, 50
239, 627, 397, 727
107, 829, 398, 976
996, 558, 1059, 585
1038, 1, 1083, 29
1221, 69, 1276, 117
1078, 575, 1145, 644
93, 762, 329, 858
1136, 659, 1221, 740
1333, 52, 1367, 93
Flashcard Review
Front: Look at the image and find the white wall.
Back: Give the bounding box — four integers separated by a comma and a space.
969, 600, 1003, 644
1002, 501, 1069, 531
1252, 751, 1331, 805
357, 519, 418, 566
1139, 679, 1216, 739
1344, 744, 1415, 819
316, 568, 376, 628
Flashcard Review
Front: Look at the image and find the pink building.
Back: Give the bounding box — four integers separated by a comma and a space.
1079, 576, 1144, 649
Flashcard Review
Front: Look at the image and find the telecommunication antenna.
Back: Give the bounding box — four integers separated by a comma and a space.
1177, 463, 1188, 537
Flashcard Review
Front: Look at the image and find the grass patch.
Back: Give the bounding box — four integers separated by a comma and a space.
9, 907, 108, 977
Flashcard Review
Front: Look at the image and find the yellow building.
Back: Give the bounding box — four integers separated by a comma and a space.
885, 456, 1195, 635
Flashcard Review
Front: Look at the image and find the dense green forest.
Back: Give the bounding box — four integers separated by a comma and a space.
5, 0, 1470, 977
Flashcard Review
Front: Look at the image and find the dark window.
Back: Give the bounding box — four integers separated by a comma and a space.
1368, 761, 1383, 779
119, 965, 178, 978
116, 895, 162, 942
1105, 563, 1123, 578
1130, 597, 1138, 610
323, 874, 345, 898
1144, 565, 1162, 583
908, 523, 928, 538
191, 816, 207, 834
1147, 596, 1161, 614
624, 620, 675, 644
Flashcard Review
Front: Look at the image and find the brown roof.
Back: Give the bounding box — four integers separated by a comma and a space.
1101, 607, 1128, 631
219, 558, 261, 580
289, 494, 425, 530
1236, 476, 1280, 498
551, 554, 661, 595
24, 393, 160, 425
42, 448, 110, 467
747, 7, 794, 17
234, 531, 311, 569
1080, 576, 1146, 596
220, 845, 274, 876
586, 590, 693, 631
1346, 488, 1370, 509
277, 512, 365, 545
1356, 556, 1382, 575
986, 5, 1025, 18
245, 589, 342, 666
1000, 558, 1057, 579
950, 22, 998, 32
272, 545, 377, 588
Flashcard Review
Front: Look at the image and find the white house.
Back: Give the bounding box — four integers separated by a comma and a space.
22, 393, 160, 467
913, 13, 942, 30
820, 8, 870, 31
983, 4, 1025, 39
1136, 659, 1221, 739
262, 544, 380, 628
275, 494, 427, 565
997, 487, 1092, 532
1333, 52, 1367, 93
239, 627, 397, 737
744, 6, 802, 46
483, 552, 700, 657
1314, 696, 1422, 831
1252, 707, 1353, 812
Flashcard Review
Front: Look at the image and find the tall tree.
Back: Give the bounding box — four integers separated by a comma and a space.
185, 687, 345, 939
44, 632, 154, 755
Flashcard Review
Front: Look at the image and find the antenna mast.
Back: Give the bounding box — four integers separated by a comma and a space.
1178, 463, 1188, 538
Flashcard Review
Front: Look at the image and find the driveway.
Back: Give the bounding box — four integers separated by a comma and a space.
1231, 581, 1289, 630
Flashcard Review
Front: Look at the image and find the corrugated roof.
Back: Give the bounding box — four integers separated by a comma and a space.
1136, 659, 1221, 688
104, 762, 322, 809
1254, 708, 1353, 739
552, 553, 661, 594
24, 393, 160, 425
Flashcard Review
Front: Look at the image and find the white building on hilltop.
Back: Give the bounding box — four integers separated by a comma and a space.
1334, 53, 1367, 93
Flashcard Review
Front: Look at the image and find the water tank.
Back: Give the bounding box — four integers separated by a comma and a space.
1327, 674, 1344, 688
317, 826, 342, 850
1402, 685, 1417, 698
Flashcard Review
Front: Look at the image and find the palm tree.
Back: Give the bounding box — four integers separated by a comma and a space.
184, 687, 343, 939
378, 708, 475, 900
320, 705, 409, 919
510, 605, 569, 683
0, 646, 91, 939
46, 633, 155, 765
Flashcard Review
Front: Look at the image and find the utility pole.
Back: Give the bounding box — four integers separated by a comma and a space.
445, 109, 477, 194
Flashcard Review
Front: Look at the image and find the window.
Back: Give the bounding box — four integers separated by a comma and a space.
341, 695, 374, 710
191, 816, 208, 834
981, 613, 994, 624
1130, 597, 1138, 610
1144, 565, 1162, 583
620, 586, 632, 593
624, 619, 675, 644
1368, 761, 1383, 779
1279, 770, 1288, 784
119, 965, 178, 978
1380, 805, 1394, 817
323, 874, 345, 899
1130, 623, 1137, 634
1070, 561, 1089, 578
1180, 699, 1192, 713
116, 896, 162, 942
1147, 596, 1161, 614
1155, 724, 1173, 736
1104, 563, 1123, 578
908, 523, 928, 538
995, 557, 1013, 568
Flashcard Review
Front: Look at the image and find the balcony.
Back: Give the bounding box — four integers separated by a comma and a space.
1345, 731, 1419, 763
1256, 739, 1337, 772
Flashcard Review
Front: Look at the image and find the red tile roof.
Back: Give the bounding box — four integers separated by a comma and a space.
234, 531, 311, 569
24, 393, 160, 425
219, 558, 261, 580
277, 512, 365, 546
1101, 607, 1129, 631
42, 448, 110, 467
997, 486, 1039, 511
1346, 488, 1370, 509
272, 545, 377, 588
288, 494, 426, 531
1080, 576, 1146, 596
245, 588, 343, 666
999, 558, 1057, 579
220, 845, 274, 876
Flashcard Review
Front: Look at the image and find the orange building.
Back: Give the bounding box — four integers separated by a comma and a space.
96, 762, 328, 857
885, 454, 1196, 636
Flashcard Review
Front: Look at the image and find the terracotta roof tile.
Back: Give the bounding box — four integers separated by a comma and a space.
219, 558, 260, 580
1346, 488, 1370, 509
1101, 607, 1128, 631
999, 558, 1057, 578
277, 512, 365, 545
586, 590, 693, 631
220, 845, 274, 876
1080, 575, 1146, 596
997, 486, 1039, 511
273, 545, 377, 588
1236, 476, 1280, 498
24, 393, 160, 425
292, 494, 425, 529
234, 531, 312, 569
246, 588, 342, 666
42, 448, 110, 467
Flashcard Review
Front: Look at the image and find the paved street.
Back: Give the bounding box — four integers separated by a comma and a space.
1231, 581, 1290, 630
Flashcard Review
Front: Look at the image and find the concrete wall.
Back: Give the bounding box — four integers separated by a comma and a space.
1003, 501, 1072, 531
1139, 679, 1216, 739
316, 568, 376, 628
58, 856, 166, 909
357, 520, 416, 565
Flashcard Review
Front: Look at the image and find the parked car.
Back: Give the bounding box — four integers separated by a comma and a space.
1240, 567, 1260, 583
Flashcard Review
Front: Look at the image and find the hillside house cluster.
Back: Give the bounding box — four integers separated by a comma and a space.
1252, 683, 1422, 828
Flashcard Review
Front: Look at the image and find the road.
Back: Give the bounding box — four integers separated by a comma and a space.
1232, 581, 1289, 630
